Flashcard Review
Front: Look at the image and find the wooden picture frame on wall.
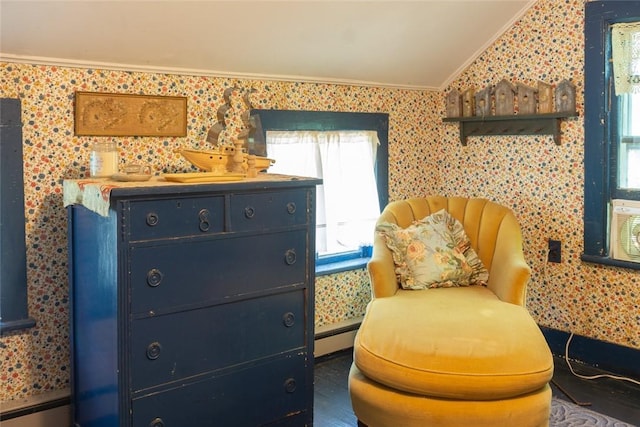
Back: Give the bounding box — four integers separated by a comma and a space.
74, 92, 187, 137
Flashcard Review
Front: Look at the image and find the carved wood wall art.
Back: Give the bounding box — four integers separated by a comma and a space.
74, 92, 187, 136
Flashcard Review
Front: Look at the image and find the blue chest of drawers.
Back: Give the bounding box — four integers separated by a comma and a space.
66, 176, 319, 426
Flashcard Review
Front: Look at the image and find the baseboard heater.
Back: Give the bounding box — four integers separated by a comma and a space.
314, 317, 362, 358
0, 388, 70, 424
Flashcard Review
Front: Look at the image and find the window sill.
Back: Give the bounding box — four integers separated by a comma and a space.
0, 317, 36, 335
316, 257, 370, 276
581, 254, 640, 270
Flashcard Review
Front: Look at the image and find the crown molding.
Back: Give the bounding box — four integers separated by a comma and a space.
0, 53, 437, 92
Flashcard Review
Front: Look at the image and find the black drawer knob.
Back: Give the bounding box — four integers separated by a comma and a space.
146, 269, 164, 287
146, 212, 159, 226
284, 249, 297, 265
284, 378, 297, 393
146, 342, 162, 360
286, 202, 297, 214
149, 418, 164, 427
244, 206, 256, 219
198, 209, 211, 232
282, 312, 296, 327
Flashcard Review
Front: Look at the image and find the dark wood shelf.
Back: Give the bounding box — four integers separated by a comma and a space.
443, 112, 578, 146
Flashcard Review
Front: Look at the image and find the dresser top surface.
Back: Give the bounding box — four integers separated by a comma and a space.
63, 173, 321, 216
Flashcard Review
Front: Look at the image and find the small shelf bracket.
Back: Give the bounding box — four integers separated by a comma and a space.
443, 112, 578, 146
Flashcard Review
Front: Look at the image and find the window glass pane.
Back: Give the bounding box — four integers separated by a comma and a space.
617, 93, 640, 189
625, 148, 640, 188
613, 21, 640, 192
629, 92, 640, 135
266, 130, 380, 257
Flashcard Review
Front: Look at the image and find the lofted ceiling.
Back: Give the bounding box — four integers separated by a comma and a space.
0, 0, 534, 90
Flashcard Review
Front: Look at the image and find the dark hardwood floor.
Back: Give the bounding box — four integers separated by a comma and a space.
314, 350, 358, 427
550, 356, 640, 425
313, 349, 640, 427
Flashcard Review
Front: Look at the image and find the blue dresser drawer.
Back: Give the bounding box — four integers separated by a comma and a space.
129, 230, 307, 314
130, 290, 306, 390
230, 190, 309, 232
127, 196, 225, 241
131, 353, 309, 427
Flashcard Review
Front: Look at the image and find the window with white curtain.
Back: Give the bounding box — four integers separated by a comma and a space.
267, 130, 381, 257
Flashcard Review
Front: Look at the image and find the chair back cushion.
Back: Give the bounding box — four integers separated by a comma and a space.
369, 197, 531, 304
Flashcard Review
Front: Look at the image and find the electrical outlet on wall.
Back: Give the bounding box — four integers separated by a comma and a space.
548, 239, 561, 263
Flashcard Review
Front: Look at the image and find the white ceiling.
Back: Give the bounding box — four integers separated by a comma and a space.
0, 0, 534, 90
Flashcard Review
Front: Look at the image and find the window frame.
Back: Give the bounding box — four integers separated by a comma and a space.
251, 109, 389, 275
583, 0, 640, 269
0, 98, 36, 334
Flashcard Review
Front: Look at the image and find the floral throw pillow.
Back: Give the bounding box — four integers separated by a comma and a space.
376, 209, 489, 289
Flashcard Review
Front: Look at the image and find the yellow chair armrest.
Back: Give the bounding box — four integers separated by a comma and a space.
367, 239, 399, 299
486, 213, 531, 306
487, 254, 530, 306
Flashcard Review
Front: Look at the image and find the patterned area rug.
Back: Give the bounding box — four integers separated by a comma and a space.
551, 397, 636, 426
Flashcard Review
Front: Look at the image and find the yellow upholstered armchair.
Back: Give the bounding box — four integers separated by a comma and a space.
349, 197, 554, 427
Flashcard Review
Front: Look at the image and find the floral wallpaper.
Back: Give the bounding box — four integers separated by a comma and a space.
1, 0, 639, 405
441, 0, 639, 349
0, 62, 437, 400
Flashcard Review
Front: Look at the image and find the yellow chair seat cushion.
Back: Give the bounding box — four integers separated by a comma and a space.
354, 286, 554, 400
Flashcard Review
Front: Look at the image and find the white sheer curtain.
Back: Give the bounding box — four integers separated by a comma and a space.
612, 21, 640, 95
267, 130, 380, 255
